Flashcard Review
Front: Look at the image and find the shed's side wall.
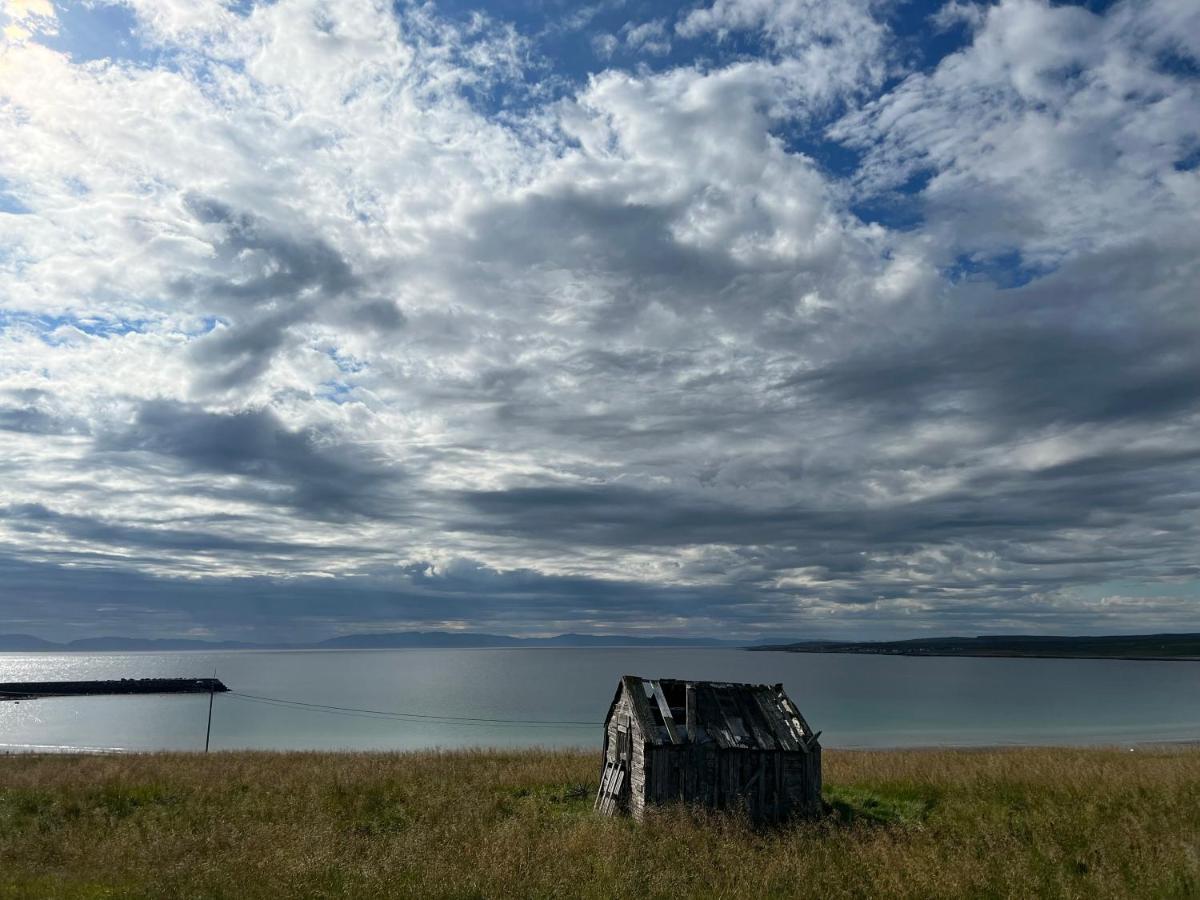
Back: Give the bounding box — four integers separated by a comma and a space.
603, 689, 647, 818
640, 745, 822, 823
781, 748, 823, 816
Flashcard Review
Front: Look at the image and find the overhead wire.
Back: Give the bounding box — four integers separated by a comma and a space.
0, 687, 604, 728
224, 690, 602, 727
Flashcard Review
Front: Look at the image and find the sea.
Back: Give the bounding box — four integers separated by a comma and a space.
1, 648, 1198, 753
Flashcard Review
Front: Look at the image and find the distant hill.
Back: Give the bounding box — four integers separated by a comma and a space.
6, 630, 1198, 657
0, 631, 744, 652
315, 632, 737, 649
752, 633, 1200, 660
65, 637, 278, 651
0, 634, 61, 652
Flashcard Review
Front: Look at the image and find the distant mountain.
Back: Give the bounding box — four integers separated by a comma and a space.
317, 631, 740, 649
7, 630, 1199, 658
66, 637, 275, 651
315, 631, 520, 649
0, 630, 746, 652
0, 634, 61, 652
752, 633, 1200, 660
536, 633, 735, 647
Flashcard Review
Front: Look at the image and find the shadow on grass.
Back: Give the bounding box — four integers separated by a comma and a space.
503, 782, 595, 819
823, 784, 936, 827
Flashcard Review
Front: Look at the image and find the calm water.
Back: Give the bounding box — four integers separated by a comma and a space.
1, 649, 1198, 752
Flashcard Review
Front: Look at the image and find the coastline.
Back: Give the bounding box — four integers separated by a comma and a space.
752, 648, 1200, 662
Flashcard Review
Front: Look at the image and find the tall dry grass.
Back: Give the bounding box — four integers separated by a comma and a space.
0, 746, 1197, 899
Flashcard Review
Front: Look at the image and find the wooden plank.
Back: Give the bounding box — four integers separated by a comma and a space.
776, 688, 817, 749
692, 750, 700, 806
596, 759, 629, 816
695, 686, 734, 748
606, 768, 625, 815
594, 761, 618, 812
711, 688, 746, 748
599, 766, 626, 816
774, 753, 783, 822
623, 676, 662, 747
751, 689, 800, 751
744, 756, 763, 792
756, 753, 766, 819
700, 748, 710, 811
649, 680, 681, 744
735, 685, 778, 751
685, 683, 697, 742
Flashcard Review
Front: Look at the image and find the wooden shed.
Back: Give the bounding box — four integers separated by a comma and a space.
594, 675, 822, 823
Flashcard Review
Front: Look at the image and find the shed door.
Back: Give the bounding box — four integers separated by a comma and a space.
616, 721, 632, 765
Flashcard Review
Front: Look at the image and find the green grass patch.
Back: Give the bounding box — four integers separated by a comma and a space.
823, 783, 935, 826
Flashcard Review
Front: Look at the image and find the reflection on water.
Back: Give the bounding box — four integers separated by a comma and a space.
1, 648, 1198, 752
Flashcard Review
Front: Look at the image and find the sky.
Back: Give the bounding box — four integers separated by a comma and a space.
0, 0, 1198, 642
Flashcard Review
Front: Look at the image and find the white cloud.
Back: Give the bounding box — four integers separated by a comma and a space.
831, 0, 1200, 265
591, 32, 618, 59
677, 0, 892, 102
622, 18, 670, 56
929, 0, 987, 33
1, 0, 55, 44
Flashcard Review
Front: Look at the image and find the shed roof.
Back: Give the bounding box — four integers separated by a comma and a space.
609, 675, 819, 752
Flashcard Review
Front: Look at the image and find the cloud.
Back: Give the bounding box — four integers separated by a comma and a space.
622, 19, 671, 56
830, 0, 1200, 264
591, 32, 618, 59
676, 0, 892, 102
0, 0, 1197, 640
173, 195, 407, 393
1, 0, 56, 42
98, 400, 405, 520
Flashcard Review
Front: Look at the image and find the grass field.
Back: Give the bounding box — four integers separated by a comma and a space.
1, 746, 1198, 899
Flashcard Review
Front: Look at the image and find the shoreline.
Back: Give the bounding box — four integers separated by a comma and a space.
752, 648, 1200, 662
1, 645, 1198, 661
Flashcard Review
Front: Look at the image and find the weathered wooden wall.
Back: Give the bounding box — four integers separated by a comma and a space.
782, 747, 822, 816
601, 691, 647, 817
637, 746, 821, 823
600, 680, 822, 824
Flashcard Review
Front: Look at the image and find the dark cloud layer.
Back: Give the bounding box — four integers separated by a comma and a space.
178, 196, 403, 392
99, 401, 404, 520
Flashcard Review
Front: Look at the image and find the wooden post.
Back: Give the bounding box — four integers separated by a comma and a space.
204, 670, 215, 753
